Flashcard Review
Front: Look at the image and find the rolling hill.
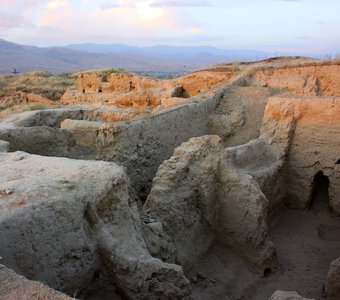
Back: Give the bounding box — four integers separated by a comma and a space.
0, 39, 269, 75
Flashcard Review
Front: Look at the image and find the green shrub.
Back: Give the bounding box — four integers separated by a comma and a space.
99, 68, 125, 76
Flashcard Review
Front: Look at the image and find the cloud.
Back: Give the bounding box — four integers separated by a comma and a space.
150, 0, 212, 8
98, 0, 136, 9
18, 0, 202, 46
0, 0, 49, 29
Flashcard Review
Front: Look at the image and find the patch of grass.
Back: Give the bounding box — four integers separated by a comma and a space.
0, 71, 76, 101
24, 103, 51, 110
244, 66, 256, 78
228, 62, 241, 72
99, 68, 125, 76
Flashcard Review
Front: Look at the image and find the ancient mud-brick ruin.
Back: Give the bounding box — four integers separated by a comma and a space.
1, 57, 340, 300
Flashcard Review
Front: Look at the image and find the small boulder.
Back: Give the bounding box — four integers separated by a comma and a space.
325, 257, 340, 300
268, 290, 313, 300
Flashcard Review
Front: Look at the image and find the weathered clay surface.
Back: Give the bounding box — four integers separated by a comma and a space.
253, 62, 340, 96
0, 152, 191, 299
262, 96, 340, 213
268, 290, 313, 300
143, 135, 276, 270
0, 125, 86, 157
226, 138, 286, 219
0, 264, 73, 300
61, 70, 236, 109
0, 91, 55, 108
325, 257, 340, 300
208, 86, 271, 146
75, 72, 159, 94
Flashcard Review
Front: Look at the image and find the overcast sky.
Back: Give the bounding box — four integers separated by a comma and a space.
1, 0, 340, 54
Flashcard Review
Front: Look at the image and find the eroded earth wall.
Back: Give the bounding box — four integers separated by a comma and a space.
143, 136, 277, 270
94, 89, 224, 197
262, 96, 340, 213
0, 88, 224, 198
253, 63, 340, 96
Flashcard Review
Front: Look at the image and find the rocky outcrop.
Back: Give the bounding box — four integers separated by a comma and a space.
268, 290, 313, 300
325, 257, 340, 300
0, 264, 74, 300
253, 62, 340, 96
143, 135, 276, 270
0, 152, 191, 299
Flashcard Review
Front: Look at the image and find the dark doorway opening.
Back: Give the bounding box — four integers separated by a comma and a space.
309, 171, 330, 209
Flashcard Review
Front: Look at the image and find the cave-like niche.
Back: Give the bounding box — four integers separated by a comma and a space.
309, 171, 330, 209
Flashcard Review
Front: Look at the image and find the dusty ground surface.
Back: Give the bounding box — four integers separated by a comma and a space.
187, 244, 259, 300
243, 177, 340, 300
181, 171, 340, 300
0, 264, 74, 300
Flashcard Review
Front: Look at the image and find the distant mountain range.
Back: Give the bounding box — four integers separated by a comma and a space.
0, 38, 269, 75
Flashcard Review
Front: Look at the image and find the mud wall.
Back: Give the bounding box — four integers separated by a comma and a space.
262, 96, 340, 213
253, 63, 340, 96
95, 89, 225, 198
0, 109, 98, 158
75, 71, 235, 97
208, 86, 270, 147
0, 89, 225, 198
76, 73, 159, 94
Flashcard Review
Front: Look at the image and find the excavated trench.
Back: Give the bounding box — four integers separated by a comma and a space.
243, 170, 340, 300
1, 70, 340, 299
0, 84, 271, 199
0, 84, 276, 299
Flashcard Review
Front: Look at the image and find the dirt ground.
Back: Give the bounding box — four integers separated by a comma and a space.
243, 175, 340, 300
188, 174, 340, 300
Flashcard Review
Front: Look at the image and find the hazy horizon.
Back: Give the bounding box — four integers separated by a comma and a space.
1, 0, 340, 56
